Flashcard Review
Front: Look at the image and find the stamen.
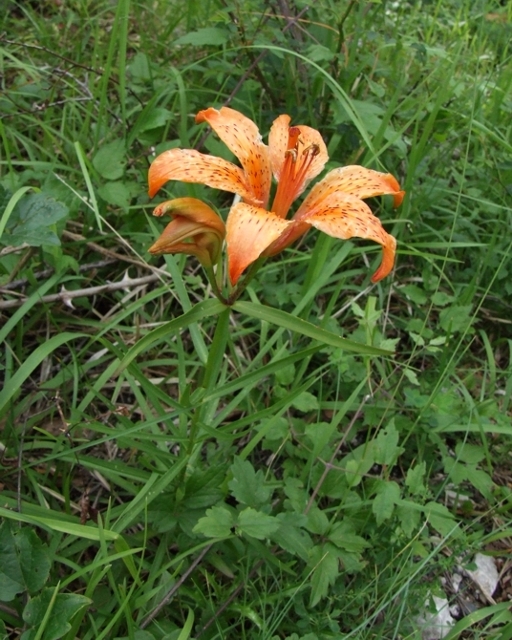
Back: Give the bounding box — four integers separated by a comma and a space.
271, 129, 320, 218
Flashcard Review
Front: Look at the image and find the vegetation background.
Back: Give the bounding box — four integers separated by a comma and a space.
1, 0, 511, 638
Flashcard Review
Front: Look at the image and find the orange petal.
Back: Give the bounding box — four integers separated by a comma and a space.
196, 107, 272, 207
149, 198, 225, 266
296, 166, 404, 216
226, 203, 292, 285
264, 219, 311, 256
301, 194, 397, 282
152, 198, 225, 238
268, 115, 328, 182
149, 217, 206, 254
148, 148, 255, 202
268, 114, 291, 180
149, 219, 223, 266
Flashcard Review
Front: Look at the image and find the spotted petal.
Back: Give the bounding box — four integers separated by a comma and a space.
196, 107, 272, 207
148, 148, 256, 203
268, 115, 328, 183
149, 198, 225, 266
297, 166, 405, 215
301, 194, 397, 282
226, 203, 292, 285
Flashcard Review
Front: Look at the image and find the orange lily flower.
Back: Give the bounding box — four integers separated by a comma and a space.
148, 107, 404, 285
148, 197, 225, 268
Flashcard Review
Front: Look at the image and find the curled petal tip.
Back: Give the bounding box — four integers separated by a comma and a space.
370, 235, 397, 283
393, 190, 406, 208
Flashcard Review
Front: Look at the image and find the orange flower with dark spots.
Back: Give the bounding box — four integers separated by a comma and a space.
148, 198, 225, 268
148, 107, 404, 284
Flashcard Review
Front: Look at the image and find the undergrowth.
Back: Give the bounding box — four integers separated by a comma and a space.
1, 0, 512, 638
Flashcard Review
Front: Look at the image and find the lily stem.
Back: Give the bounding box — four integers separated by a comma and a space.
226, 257, 265, 305
204, 264, 229, 305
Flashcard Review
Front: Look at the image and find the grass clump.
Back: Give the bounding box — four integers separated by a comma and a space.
1, 0, 512, 638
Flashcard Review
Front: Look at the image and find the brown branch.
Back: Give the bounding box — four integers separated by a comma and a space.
2, 259, 117, 291
305, 395, 369, 515
140, 543, 213, 629
0, 274, 160, 310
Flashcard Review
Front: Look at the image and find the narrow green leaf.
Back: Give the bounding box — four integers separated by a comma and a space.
114, 298, 226, 376
0, 332, 86, 417
177, 607, 195, 640
0, 507, 119, 542
233, 301, 391, 355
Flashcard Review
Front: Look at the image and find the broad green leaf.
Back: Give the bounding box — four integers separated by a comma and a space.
401, 284, 428, 304
455, 442, 485, 464
4, 193, 68, 247
270, 513, 312, 561
228, 458, 271, 508
305, 507, 329, 535
309, 543, 339, 607
439, 304, 474, 334
97, 181, 133, 210
283, 477, 308, 514
22, 589, 91, 640
305, 421, 337, 459
236, 507, 280, 540
342, 442, 376, 488
397, 503, 422, 537
0, 521, 24, 601
193, 506, 234, 538
92, 139, 126, 180
406, 462, 427, 495
424, 502, 460, 537
466, 467, 494, 500
291, 391, 319, 412
374, 421, 404, 466
15, 528, 51, 594
136, 107, 172, 133
372, 480, 401, 525
174, 27, 229, 46
328, 522, 370, 553
233, 301, 391, 355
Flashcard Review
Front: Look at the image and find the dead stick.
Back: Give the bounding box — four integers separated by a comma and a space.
0, 274, 160, 310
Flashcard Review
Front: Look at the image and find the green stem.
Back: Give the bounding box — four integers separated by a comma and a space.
204, 264, 228, 304
226, 257, 266, 305
187, 307, 230, 456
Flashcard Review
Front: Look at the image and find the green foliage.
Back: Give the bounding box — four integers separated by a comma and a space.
0, 521, 51, 601
1, 0, 512, 637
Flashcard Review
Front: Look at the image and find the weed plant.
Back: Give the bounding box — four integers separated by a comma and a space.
1, 0, 512, 638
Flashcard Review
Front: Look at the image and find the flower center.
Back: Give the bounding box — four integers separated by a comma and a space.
271, 127, 320, 218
